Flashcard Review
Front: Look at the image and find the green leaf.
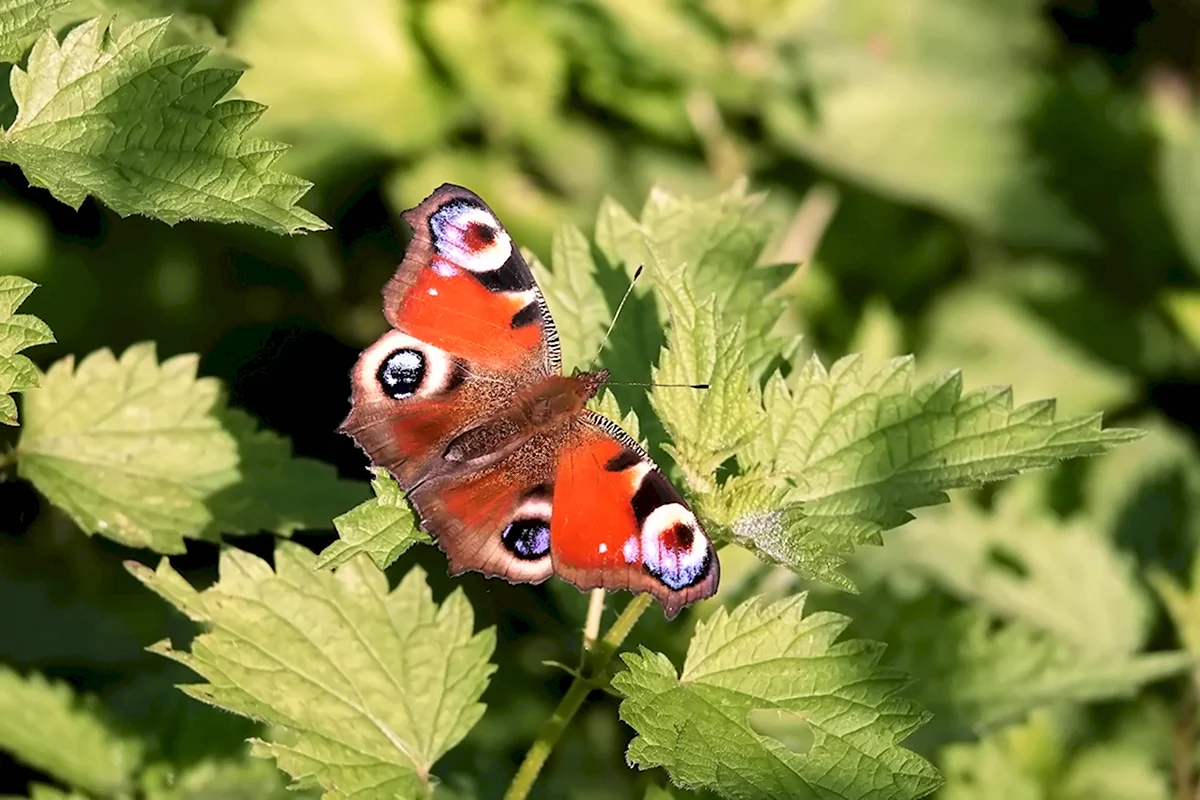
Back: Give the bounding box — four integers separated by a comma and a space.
0, 17, 327, 233
0, 275, 54, 425
0, 0, 71, 63
745, 354, 1143, 559
130, 543, 496, 800
651, 276, 764, 490
594, 182, 792, 374
613, 594, 941, 799
18, 342, 363, 552
233, 0, 454, 160
0, 666, 141, 796
18, 342, 238, 551
858, 481, 1154, 654
527, 222, 611, 371
316, 468, 430, 571
939, 710, 1171, 800
210, 408, 370, 538
0, 786, 89, 800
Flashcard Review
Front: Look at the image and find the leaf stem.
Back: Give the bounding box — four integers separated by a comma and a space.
504, 593, 653, 800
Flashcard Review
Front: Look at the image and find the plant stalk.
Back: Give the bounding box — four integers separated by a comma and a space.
504, 593, 653, 800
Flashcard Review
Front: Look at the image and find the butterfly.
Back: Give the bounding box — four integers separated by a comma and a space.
340, 184, 719, 618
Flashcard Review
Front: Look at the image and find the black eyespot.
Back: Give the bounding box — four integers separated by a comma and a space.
502, 518, 551, 561
377, 348, 425, 399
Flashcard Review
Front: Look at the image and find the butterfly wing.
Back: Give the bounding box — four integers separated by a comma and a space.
341, 184, 561, 490
550, 411, 719, 619
397, 410, 718, 618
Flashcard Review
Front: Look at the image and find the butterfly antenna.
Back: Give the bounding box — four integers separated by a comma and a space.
607, 381, 710, 389
589, 264, 644, 370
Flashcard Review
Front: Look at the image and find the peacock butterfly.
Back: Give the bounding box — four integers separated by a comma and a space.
340, 184, 719, 618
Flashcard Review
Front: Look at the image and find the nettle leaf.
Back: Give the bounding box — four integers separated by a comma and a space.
527, 222, 610, 371
745, 354, 1142, 559
0, 17, 327, 233
595, 183, 792, 374
18, 343, 366, 552
130, 544, 496, 800
0, 275, 53, 425
316, 468, 429, 571
0, 666, 141, 796
651, 273, 764, 490
18, 342, 238, 551
853, 596, 1190, 731
614, 594, 941, 800
860, 482, 1153, 654
0, 0, 71, 63
139, 754, 316, 800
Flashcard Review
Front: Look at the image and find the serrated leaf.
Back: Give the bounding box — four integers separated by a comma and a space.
939, 711, 1171, 800
233, 0, 453, 159
613, 594, 941, 800
0, 0, 72, 63
130, 543, 496, 800
652, 277, 764, 490
316, 468, 429, 571
527, 222, 611, 371
857, 481, 1154, 654
594, 183, 792, 374
0, 275, 53, 425
589, 388, 643, 446
0, 17, 327, 233
745, 354, 1142, 560
211, 408, 370, 538
18, 342, 362, 552
17, 342, 239, 551
0, 666, 141, 796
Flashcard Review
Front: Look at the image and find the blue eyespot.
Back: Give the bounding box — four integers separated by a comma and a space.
502, 518, 550, 560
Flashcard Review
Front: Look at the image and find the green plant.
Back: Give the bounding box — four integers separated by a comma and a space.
3, 3, 1199, 800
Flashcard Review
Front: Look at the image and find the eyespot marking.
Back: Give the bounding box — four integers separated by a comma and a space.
429, 200, 513, 275
641, 504, 711, 590
377, 348, 425, 399
502, 519, 551, 561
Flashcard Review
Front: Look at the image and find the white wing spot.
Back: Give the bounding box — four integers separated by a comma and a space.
598, 542, 608, 554
428, 287, 439, 296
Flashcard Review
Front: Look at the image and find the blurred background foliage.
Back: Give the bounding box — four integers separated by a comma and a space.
3, 0, 1200, 797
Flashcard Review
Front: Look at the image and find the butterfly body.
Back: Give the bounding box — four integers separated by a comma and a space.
341, 184, 719, 618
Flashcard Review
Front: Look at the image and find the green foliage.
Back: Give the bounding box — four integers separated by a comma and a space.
0, 1, 1195, 795
315, 468, 428, 570
0, 276, 53, 425
0, 667, 140, 796
17, 342, 366, 552
615, 594, 942, 799
0, 16, 326, 233
0, 0, 71, 63
130, 543, 496, 800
